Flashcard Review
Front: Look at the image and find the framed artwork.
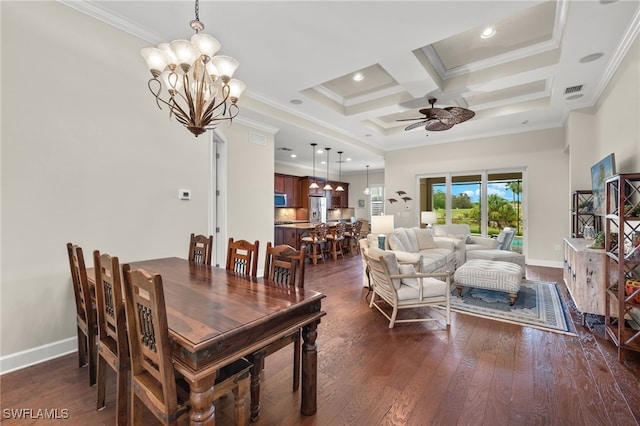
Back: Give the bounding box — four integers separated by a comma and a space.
591, 153, 616, 216
358, 199, 365, 208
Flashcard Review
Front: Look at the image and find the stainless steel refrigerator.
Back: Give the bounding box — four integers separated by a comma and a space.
309, 196, 326, 223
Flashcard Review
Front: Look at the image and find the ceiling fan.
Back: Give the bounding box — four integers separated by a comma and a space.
398, 98, 475, 132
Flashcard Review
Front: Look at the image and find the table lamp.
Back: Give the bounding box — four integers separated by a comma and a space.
371, 215, 394, 250
421, 211, 437, 228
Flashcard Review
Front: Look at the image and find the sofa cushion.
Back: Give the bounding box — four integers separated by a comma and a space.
398, 264, 419, 288
419, 248, 456, 274
412, 227, 437, 250
387, 234, 406, 252
393, 228, 416, 253
448, 233, 472, 244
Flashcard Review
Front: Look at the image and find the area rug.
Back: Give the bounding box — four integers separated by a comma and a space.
450, 280, 576, 335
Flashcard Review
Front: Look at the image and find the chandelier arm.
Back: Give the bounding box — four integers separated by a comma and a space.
147, 78, 166, 110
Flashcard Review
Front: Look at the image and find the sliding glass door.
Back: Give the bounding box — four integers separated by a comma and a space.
419, 170, 524, 253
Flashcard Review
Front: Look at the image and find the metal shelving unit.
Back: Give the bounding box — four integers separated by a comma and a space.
604, 173, 640, 361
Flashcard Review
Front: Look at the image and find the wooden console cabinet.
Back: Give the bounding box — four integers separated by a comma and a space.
563, 237, 608, 324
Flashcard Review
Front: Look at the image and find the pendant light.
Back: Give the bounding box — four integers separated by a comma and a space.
336, 151, 345, 192
363, 165, 371, 195
309, 143, 319, 189
323, 147, 333, 191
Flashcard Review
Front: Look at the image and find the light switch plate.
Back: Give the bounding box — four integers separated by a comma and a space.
179, 189, 191, 200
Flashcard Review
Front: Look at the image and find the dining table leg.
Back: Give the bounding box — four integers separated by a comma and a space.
249, 351, 265, 421
301, 321, 319, 416
186, 374, 217, 425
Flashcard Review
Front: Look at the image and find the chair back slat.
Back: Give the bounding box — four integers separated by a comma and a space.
122, 265, 178, 417
188, 233, 213, 265
94, 251, 127, 347
226, 238, 259, 277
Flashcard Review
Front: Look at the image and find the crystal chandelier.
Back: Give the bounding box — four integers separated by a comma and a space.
140, 0, 245, 137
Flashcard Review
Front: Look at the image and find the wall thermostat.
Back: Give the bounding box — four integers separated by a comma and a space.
179, 189, 191, 200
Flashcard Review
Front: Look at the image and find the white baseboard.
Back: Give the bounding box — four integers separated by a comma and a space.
527, 258, 564, 269
0, 337, 77, 375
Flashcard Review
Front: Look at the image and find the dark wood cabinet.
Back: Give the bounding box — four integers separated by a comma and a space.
274, 227, 299, 247
278, 174, 349, 208
275, 174, 301, 207
274, 174, 286, 194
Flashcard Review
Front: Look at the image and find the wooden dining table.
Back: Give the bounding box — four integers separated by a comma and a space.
87, 257, 326, 425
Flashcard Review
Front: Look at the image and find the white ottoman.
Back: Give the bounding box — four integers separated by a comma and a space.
466, 249, 525, 276
454, 259, 523, 305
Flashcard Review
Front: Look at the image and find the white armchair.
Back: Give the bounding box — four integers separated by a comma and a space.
364, 247, 450, 329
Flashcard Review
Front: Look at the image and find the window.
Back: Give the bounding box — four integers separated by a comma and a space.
370, 185, 385, 216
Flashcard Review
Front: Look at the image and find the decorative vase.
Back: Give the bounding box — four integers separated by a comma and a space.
583, 225, 596, 240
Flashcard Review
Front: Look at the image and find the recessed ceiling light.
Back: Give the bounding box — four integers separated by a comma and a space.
291, 154, 296, 158
567, 94, 584, 100
353, 73, 364, 81
579, 53, 604, 63
481, 27, 496, 39
290, 99, 303, 105
346, 158, 352, 162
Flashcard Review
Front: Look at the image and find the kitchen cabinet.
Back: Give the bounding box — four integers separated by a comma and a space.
274, 174, 301, 207
274, 174, 286, 194
326, 183, 349, 208
274, 226, 299, 247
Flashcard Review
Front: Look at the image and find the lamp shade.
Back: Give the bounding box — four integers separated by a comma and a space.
371, 215, 395, 235
421, 211, 437, 225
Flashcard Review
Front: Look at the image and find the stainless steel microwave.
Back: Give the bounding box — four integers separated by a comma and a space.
274, 193, 287, 207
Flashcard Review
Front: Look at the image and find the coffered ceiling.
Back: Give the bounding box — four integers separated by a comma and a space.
63, 0, 640, 174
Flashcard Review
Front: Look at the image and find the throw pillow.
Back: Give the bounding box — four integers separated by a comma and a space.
413, 228, 437, 250
405, 229, 420, 252
398, 264, 419, 288
387, 234, 406, 252
393, 228, 414, 253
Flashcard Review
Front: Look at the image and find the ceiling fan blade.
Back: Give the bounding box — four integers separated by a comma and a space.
404, 120, 429, 131
442, 107, 475, 124
397, 117, 427, 122
424, 120, 454, 131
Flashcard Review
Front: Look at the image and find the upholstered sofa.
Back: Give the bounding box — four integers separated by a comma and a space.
360, 227, 456, 287
431, 224, 498, 264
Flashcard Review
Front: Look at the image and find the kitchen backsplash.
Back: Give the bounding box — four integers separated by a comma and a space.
275, 207, 355, 222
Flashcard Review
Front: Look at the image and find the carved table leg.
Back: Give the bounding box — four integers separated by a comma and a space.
301, 321, 319, 416
250, 352, 265, 422
186, 374, 216, 425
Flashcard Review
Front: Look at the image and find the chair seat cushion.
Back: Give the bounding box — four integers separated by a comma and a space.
396, 278, 448, 301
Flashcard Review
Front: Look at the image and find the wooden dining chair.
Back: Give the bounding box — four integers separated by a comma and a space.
122, 265, 252, 425
300, 223, 328, 265
226, 238, 259, 277
188, 233, 213, 265
247, 242, 307, 421
66, 243, 97, 387
93, 250, 129, 425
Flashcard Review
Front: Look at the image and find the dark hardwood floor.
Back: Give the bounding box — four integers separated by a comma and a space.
2, 254, 640, 425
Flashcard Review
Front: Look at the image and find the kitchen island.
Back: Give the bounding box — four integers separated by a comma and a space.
274, 222, 345, 247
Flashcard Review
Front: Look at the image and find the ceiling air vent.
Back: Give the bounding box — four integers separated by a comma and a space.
277, 147, 293, 151
564, 85, 583, 94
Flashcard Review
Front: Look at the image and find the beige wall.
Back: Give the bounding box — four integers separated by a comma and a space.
0, 2, 273, 368
383, 129, 569, 266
